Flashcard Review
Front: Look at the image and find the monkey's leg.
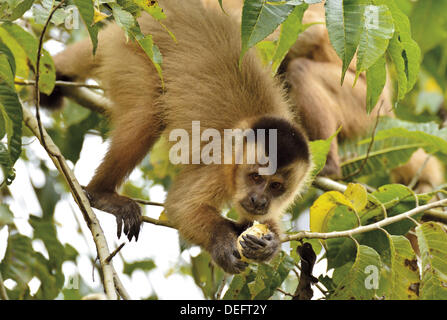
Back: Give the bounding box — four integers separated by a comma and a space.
85, 108, 163, 241
391, 148, 445, 193
286, 58, 341, 177
165, 166, 248, 274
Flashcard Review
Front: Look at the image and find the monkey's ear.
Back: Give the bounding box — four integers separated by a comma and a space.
252, 116, 310, 169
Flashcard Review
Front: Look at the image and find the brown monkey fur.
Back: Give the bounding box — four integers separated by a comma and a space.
282, 3, 444, 189
44, 0, 444, 273
205, 0, 444, 190
45, 0, 313, 274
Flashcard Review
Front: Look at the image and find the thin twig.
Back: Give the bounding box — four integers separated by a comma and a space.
22, 106, 120, 300
408, 154, 432, 190
342, 101, 383, 180
105, 243, 126, 264
141, 215, 175, 228
276, 288, 294, 298
134, 199, 164, 207
15, 79, 101, 90
34, 0, 65, 156
282, 198, 447, 242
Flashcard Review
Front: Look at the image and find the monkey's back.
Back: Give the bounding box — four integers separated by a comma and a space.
93, 0, 292, 136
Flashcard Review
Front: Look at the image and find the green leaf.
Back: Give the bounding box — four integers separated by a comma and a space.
309, 127, 340, 176
369, 117, 447, 155
0, 39, 16, 85
0, 233, 61, 299
0, 203, 14, 226
325, 0, 369, 83
0, 80, 23, 175
248, 251, 294, 299
191, 251, 225, 299
330, 244, 382, 300
386, 234, 420, 299
410, 0, 447, 55
0, 0, 34, 21
367, 184, 423, 235
366, 55, 386, 113
355, 5, 394, 79
74, 0, 99, 54
340, 137, 421, 178
123, 259, 156, 276
223, 273, 251, 300
0, 23, 56, 95
376, 0, 420, 99
240, 0, 294, 65
223, 251, 293, 300
416, 222, 447, 299
271, 3, 308, 73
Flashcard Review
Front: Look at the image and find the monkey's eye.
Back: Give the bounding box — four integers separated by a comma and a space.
269, 182, 283, 191
249, 172, 264, 184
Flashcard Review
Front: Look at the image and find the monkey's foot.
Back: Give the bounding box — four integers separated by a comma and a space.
83, 187, 142, 241
210, 235, 248, 274
239, 233, 280, 262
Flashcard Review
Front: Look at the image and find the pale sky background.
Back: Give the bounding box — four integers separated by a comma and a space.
0, 24, 329, 301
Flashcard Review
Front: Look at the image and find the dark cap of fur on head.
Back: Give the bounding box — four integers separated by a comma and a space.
252, 116, 309, 169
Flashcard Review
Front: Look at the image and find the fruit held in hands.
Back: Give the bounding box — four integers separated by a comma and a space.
237, 221, 271, 262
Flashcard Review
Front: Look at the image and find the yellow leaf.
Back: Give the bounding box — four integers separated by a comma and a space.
310, 191, 354, 233
158, 210, 169, 221
93, 8, 110, 24
344, 183, 368, 212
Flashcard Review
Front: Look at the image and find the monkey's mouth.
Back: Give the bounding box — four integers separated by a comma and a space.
239, 200, 269, 215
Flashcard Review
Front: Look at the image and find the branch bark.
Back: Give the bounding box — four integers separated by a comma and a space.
282, 198, 447, 242
22, 106, 122, 300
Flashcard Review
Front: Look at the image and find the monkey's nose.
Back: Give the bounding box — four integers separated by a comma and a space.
250, 194, 268, 209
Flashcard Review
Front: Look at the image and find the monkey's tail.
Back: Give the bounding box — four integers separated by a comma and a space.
40, 39, 97, 110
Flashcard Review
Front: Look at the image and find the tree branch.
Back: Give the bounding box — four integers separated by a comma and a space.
15, 79, 101, 90
282, 198, 447, 242
22, 106, 122, 300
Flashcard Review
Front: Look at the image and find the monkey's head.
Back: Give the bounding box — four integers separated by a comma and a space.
231, 116, 312, 220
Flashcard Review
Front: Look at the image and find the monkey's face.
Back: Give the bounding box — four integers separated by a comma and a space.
234, 164, 289, 217
233, 161, 311, 219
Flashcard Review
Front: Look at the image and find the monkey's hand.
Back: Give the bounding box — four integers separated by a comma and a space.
210, 226, 248, 274
239, 232, 280, 262
83, 187, 142, 241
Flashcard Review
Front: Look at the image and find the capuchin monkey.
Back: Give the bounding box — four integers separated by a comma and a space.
42, 0, 313, 274
42, 0, 443, 273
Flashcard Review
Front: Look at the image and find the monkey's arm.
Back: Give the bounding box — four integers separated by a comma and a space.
164, 166, 250, 274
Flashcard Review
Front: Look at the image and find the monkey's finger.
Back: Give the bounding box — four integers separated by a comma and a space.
130, 218, 141, 242
262, 233, 273, 241
233, 259, 248, 272
116, 217, 123, 239
233, 249, 242, 259
241, 235, 264, 249
123, 217, 130, 238
245, 234, 267, 247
